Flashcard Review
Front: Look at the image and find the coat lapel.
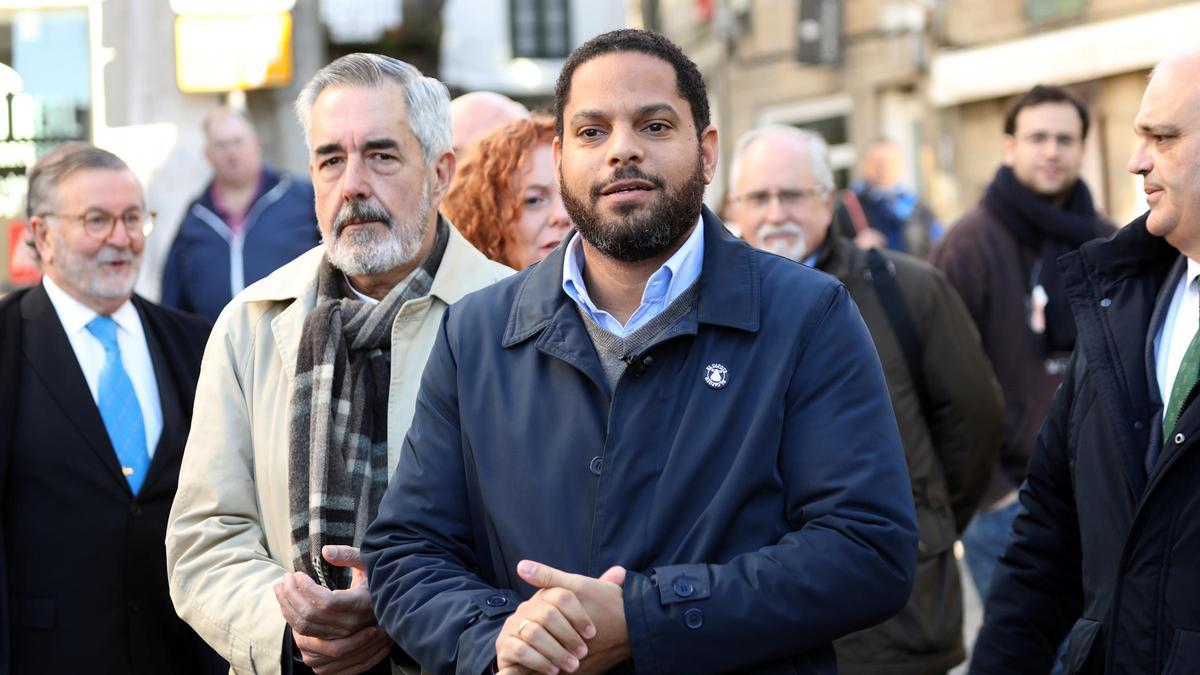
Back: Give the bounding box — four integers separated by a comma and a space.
1068, 214, 1176, 501
19, 285, 127, 488
137, 301, 182, 497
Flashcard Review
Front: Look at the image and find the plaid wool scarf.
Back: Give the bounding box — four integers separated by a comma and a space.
288, 219, 447, 589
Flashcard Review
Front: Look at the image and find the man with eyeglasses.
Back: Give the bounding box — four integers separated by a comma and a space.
728, 125, 1003, 675
0, 142, 223, 674
931, 85, 1115, 604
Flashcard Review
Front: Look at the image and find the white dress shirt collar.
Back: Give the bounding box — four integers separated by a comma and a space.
42, 273, 139, 335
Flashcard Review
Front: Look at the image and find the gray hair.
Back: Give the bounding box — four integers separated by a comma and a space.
25, 142, 136, 261
27, 142, 132, 219
729, 125, 835, 192
294, 53, 452, 164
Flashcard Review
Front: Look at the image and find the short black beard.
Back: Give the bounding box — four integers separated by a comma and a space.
562, 159, 706, 263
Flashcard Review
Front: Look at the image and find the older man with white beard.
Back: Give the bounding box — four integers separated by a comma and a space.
165, 53, 510, 675
0, 143, 222, 674
728, 125, 1004, 675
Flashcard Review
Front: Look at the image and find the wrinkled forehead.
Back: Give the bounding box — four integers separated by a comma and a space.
307, 83, 415, 151
55, 167, 145, 211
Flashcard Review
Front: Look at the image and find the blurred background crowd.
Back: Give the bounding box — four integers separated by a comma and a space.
2, 0, 1193, 297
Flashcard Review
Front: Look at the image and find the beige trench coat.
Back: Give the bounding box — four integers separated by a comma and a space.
166, 226, 511, 674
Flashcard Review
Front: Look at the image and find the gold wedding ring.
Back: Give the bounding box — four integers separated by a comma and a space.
516, 619, 532, 640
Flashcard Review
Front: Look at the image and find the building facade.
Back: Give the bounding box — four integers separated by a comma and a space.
652, 0, 1195, 230
0, 0, 328, 296
440, 0, 628, 107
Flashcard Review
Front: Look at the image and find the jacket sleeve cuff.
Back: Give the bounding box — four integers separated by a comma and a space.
625, 564, 712, 673
461, 589, 520, 675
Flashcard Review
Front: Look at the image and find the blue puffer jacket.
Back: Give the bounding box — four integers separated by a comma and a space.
162, 166, 319, 323
363, 208, 919, 675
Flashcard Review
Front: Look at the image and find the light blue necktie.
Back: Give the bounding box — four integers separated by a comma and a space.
86, 315, 149, 494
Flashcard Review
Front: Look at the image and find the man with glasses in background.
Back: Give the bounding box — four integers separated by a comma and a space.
728, 125, 1003, 675
0, 142, 221, 674
931, 85, 1115, 603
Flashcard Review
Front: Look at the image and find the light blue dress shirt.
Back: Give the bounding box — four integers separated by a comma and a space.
562, 216, 704, 336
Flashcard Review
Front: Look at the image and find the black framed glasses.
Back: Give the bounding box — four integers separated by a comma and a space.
40, 209, 156, 240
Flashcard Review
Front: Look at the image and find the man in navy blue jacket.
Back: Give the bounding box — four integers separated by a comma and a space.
162, 106, 319, 323
363, 29, 917, 675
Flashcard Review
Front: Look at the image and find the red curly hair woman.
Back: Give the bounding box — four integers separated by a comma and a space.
443, 115, 571, 269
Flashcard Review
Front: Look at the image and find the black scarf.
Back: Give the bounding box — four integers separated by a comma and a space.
984, 166, 1101, 353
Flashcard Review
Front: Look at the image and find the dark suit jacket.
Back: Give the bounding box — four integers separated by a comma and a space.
0, 284, 223, 675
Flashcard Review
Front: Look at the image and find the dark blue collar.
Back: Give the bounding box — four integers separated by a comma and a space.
502, 206, 759, 347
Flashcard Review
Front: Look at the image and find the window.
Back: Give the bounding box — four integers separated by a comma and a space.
509, 0, 570, 59
759, 95, 854, 188
1025, 0, 1088, 23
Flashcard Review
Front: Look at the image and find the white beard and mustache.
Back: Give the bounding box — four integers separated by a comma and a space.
322, 179, 431, 277
755, 222, 808, 263
51, 229, 140, 301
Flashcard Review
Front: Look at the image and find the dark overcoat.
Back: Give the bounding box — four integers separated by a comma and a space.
972, 215, 1200, 674
0, 285, 222, 674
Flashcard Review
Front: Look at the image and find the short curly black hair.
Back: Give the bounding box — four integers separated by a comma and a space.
554, 29, 710, 141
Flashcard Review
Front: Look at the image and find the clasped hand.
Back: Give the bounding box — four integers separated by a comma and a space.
495, 560, 630, 675
273, 545, 393, 675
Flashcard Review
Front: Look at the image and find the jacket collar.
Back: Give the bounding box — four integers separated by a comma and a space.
198, 165, 285, 211
1068, 211, 1175, 291
1060, 211, 1177, 499
238, 217, 490, 307
502, 206, 759, 347
812, 218, 857, 279
238, 218, 499, 378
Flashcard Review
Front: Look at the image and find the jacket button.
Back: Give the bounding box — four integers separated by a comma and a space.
589, 456, 604, 476
1100, 298, 1112, 308
485, 594, 508, 607
672, 579, 695, 598
1176, 433, 1186, 445
130, 504, 143, 517
641, 356, 654, 367
684, 607, 703, 629
1134, 420, 1145, 431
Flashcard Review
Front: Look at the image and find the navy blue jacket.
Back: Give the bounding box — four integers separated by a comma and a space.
970, 214, 1200, 674
363, 209, 918, 674
162, 166, 319, 323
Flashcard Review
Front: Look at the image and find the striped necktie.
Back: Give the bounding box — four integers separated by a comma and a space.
86, 315, 150, 493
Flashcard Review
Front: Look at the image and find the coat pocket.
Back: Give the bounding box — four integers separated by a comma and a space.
1062, 618, 1102, 674
1163, 628, 1200, 675
9, 595, 56, 630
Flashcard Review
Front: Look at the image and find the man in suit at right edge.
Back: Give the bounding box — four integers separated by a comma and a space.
0, 143, 222, 674
970, 50, 1200, 674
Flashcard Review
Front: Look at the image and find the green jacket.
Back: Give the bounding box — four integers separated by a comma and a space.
817, 225, 1004, 675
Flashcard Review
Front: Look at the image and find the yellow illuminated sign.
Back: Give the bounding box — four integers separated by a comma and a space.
175, 12, 293, 93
